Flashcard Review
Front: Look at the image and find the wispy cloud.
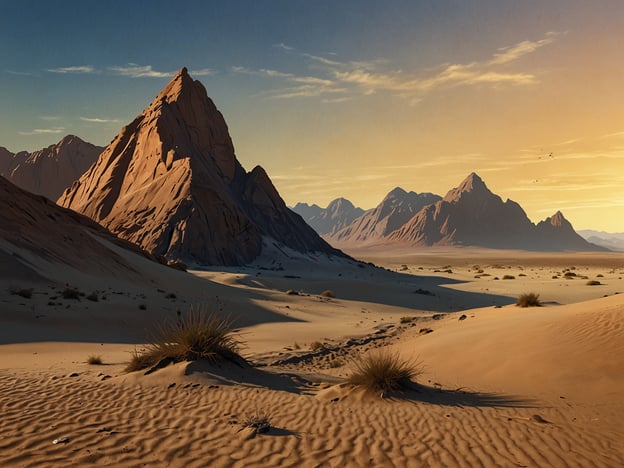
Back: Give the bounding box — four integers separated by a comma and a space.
47, 65, 95, 74
239, 32, 560, 102
6, 69, 33, 76
108, 64, 174, 78
80, 117, 121, 124
189, 68, 216, 77
18, 127, 65, 136
489, 32, 560, 65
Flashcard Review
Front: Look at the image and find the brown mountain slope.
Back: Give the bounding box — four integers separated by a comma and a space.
0, 135, 102, 200
59, 68, 341, 265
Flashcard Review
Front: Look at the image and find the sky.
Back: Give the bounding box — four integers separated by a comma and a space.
1, 0, 623, 231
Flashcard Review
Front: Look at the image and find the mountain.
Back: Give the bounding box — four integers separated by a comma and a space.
387, 173, 606, 251
0, 175, 153, 282
327, 187, 441, 245
292, 198, 365, 235
0, 135, 102, 200
578, 230, 624, 251
59, 68, 342, 266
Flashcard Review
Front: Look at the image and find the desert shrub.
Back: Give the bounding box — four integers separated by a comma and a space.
400, 316, 415, 324
564, 271, 577, 278
241, 410, 271, 434
329, 359, 343, 368
86, 292, 98, 302
597, 274, 604, 278
125, 306, 241, 372
310, 341, 325, 351
87, 355, 103, 365
10, 287, 33, 299
62, 288, 80, 300
502, 275, 515, 280
348, 349, 422, 396
516, 293, 541, 307
586, 280, 601, 286
320, 290, 335, 298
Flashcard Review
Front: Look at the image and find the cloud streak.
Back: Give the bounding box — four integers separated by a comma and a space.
47, 66, 95, 74
239, 32, 561, 102
80, 117, 121, 124
18, 127, 65, 136
108, 64, 174, 78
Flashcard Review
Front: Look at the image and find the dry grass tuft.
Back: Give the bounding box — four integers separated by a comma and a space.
87, 355, 103, 365
125, 306, 241, 372
240, 410, 271, 434
348, 349, 422, 396
516, 292, 541, 307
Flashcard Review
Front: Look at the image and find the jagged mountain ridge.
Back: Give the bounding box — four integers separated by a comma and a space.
59, 68, 343, 266
324, 173, 605, 251
326, 188, 442, 244
292, 198, 365, 235
0, 135, 102, 200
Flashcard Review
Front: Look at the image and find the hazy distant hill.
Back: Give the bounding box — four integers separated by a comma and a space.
578, 230, 624, 251
325, 173, 606, 252
0, 135, 102, 201
59, 68, 343, 266
293, 198, 365, 235
326, 188, 442, 245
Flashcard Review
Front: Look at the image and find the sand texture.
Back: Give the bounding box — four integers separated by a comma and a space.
1, 246, 623, 466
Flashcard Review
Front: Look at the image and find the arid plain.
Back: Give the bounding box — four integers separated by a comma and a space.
1, 243, 622, 467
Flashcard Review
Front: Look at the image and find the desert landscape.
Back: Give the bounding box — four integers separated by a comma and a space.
2, 2, 624, 467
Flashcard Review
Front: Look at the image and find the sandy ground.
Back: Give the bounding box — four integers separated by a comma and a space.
1, 246, 623, 466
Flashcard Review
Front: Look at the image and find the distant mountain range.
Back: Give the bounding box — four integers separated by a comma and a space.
293, 198, 365, 235
296, 173, 606, 252
0, 135, 102, 201
578, 230, 624, 251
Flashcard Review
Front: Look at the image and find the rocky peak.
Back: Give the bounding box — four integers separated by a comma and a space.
443, 172, 491, 203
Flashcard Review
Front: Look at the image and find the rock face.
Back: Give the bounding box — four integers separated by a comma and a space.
387, 173, 605, 251
59, 68, 341, 265
0, 135, 102, 201
0, 175, 152, 280
327, 188, 441, 245
293, 198, 365, 235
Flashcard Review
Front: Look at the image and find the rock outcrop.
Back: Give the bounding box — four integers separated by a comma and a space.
0, 135, 102, 200
59, 68, 342, 265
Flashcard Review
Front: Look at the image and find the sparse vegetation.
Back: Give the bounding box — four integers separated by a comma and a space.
240, 410, 271, 434
400, 316, 416, 324
516, 292, 542, 308
87, 355, 103, 365
310, 341, 325, 352
62, 288, 81, 300
125, 306, 241, 372
10, 287, 33, 299
564, 271, 577, 278
320, 290, 335, 298
502, 275, 515, 280
586, 280, 602, 286
348, 349, 422, 396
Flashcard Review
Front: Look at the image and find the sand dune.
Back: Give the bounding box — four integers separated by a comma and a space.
1, 247, 623, 466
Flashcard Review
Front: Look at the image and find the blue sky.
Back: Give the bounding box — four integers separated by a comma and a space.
1, 0, 624, 230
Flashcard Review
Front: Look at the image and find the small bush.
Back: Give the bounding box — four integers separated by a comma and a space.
87, 355, 103, 365
348, 349, 422, 396
564, 271, 577, 278
310, 341, 325, 351
586, 280, 601, 286
502, 275, 515, 280
597, 274, 604, 278
320, 290, 335, 298
125, 306, 241, 372
62, 288, 81, 300
516, 293, 541, 307
241, 410, 271, 434
400, 316, 415, 324
10, 288, 33, 299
